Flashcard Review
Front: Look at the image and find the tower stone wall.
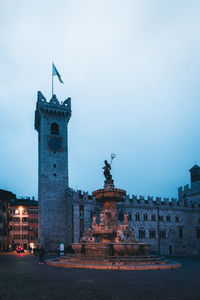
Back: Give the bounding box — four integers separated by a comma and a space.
35, 92, 72, 251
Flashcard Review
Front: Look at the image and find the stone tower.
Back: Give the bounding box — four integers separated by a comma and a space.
34, 91, 72, 251
190, 164, 200, 188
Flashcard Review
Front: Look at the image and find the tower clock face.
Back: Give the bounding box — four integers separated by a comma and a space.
48, 137, 62, 152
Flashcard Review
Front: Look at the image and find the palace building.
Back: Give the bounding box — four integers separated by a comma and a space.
34, 92, 200, 255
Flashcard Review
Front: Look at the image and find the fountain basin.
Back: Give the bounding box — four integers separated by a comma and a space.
112, 243, 140, 256
84, 243, 110, 256
72, 242, 150, 257
93, 188, 126, 202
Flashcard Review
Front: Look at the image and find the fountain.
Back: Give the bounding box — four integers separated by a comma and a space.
47, 156, 181, 270
72, 157, 150, 257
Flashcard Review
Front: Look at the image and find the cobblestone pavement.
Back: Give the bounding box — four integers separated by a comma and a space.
0, 254, 200, 300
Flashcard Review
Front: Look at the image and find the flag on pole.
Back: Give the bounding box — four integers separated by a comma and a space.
52, 63, 64, 83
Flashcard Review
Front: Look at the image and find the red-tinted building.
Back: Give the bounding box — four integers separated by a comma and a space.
0, 189, 16, 251
9, 198, 38, 250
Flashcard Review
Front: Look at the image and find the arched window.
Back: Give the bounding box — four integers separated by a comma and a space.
143, 213, 148, 221
149, 228, 156, 239
151, 214, 156, 221
135, 212, 140, 221
178, 227, 183, 239
159, 229, 167, 239
128, 212, 132, 221
139, 228, 145, 239
51, 123, 59, 135
166, 215, 171, 222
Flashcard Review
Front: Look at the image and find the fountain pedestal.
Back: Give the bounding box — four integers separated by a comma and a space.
72, 180, 151, 257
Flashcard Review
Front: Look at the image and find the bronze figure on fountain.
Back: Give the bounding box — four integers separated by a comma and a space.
102, 153, 116, 186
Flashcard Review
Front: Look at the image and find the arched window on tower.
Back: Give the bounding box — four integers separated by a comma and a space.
51, 123, 59, 135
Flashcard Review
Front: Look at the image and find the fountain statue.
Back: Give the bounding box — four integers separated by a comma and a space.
72, 154, 150, 257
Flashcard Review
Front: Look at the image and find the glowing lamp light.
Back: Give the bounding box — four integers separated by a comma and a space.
15, 209, 19, 214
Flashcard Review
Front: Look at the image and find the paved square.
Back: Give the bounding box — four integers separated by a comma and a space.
0, 254, 200, 300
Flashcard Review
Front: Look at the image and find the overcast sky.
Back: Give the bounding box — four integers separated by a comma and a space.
0, 0, 200, 199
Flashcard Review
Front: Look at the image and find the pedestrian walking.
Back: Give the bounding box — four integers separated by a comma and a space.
38, 246, 45, 264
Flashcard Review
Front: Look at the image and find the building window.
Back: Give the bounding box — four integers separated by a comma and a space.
29, 210, 38, 215
22, 217, 28, 222
176, 215, 180, 222
13, 234, 20, 240
22, 226, 28, 231
143, 213, 148, 221
166, 215, 171, 222
51, 122, 59, 135
198, 217, 200, 224
22, 235, 28, 240
119, 211, 124, 221
14, 226, 20, 231
135, 213, 140, 221
196, 228, 200, 239
149, 229, 156, 239
139, 228, 145, 239
179, 227, 183, 239
14, 217, 20, 222
159, 229, 167, 239
151, 214, 156, 221
128, 212, 132, 221
29, 219, 38, 223
158, 215, 163, 222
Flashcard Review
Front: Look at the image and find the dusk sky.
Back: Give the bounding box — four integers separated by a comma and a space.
1, 0, 200, 199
